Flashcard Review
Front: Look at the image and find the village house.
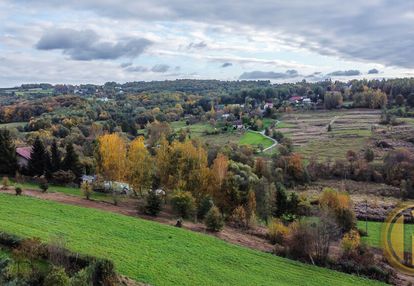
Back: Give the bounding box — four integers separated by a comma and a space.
16, 147, 31, 169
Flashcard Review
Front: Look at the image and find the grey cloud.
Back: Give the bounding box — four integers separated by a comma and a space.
368, 68, 379, 74
151, 64, 170, 73
30, 0, 414, 68
221, 62, 232, 68
327, 70, 361, 77
36, 28, 151, 60
125, 66, 149, 73
187, 41, 207, 49
124, 64, 171, 73
239, 70, 299, 80
120, 62, 133, 68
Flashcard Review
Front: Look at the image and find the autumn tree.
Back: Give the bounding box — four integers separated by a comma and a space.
127, 136, 153, 196
97, 134, 127, 183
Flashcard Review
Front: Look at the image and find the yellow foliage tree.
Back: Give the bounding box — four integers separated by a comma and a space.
127, 136, 153, 196
97, 133, 127, 183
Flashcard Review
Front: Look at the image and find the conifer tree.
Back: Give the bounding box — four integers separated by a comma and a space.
0, 129, 17, 175
50, 140, 61, 172
62, 143, 82, 181
27, 137, 47, 176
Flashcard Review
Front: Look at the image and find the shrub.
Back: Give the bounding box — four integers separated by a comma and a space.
145, 190, 163, 216
197, 196, 213, 220
39, 179, 49, 193
70, 268, 91, 286
230, 206, 247, 228
51, 170, 76, 185
44, 266, 70, 286
285, 221, 314, 261
171, 190, 196, 219
341, 229, 360, 254
81, 182, 93, 200
364, 148, 375, 162
90, 259, 117, 286
267, 219, 288, 244
15, 186, 22, 196
1, 176, 9, 190
336, 208, 356, 233
205, 206, 224, 232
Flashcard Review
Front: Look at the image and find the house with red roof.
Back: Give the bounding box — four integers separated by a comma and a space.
16, 147, 32, 169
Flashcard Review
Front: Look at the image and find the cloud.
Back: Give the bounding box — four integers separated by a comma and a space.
36, 28, 151, 60
151, 64, 170, 73
26, 0, 414, 68
221, 62, 232, 68
239, 70, 299, 80
368, 68, 379, 74
120, 62, 133, 68
327, 70, 361, 77
124, 64, 171, 73
125, 66, 149, 73
188, 41, 207, 49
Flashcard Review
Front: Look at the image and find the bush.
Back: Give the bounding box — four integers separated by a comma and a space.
336, 208, 356, 233
15, 186, 22, 196
90, 259, 117, 286
39, 179, 49, 193
230, 206, 248, 228
144, 190, 162, 216
197, 196, 213, 220
170, 191, 195, 219
1, 176, 9, 190
70, 269, 91, 286
205, 206, 224, 232
81, 182, 93, 200
44, 267, 70, 286
341, 229, 360, 254
267, 219, 288, 244
51, 170, 76, 185
285, 221, 314, 261
364, 148, 375, 162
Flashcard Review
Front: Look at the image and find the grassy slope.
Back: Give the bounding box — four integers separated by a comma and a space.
239, 131, 273, 149
12, 181, 111, 202
0, 194, 381, 286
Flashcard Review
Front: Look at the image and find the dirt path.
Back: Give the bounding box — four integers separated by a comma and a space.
1, 188, 273, 253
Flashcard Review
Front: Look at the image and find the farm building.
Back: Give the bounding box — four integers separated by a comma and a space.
16, 147, 31, 168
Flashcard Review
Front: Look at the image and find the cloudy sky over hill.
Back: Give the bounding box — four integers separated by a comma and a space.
1, 0, 414, 86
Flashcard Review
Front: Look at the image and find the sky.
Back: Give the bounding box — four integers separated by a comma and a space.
1, 0, 414, 87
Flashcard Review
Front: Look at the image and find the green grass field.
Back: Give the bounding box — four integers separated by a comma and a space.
12, 181, 111, 201
358, 220, 414, 250
0, 194, 382, 286
239, 131, 274, 149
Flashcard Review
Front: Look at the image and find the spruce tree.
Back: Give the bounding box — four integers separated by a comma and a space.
50, 140, 61, 172
0, 129, 17, 175
62, 143, 82, 181
27, 137, 47, 176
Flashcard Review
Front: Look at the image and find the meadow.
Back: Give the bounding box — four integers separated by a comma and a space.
279, 109, 380, 161
239, 131, 274, 149
0, 194, 383, 286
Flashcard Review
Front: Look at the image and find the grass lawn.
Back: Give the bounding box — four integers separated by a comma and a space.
0, 194, 382, 286
358, 220, 414, 249
171, 120, 216, 138
12, 181, 111, 202
239, 131, 273, 149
